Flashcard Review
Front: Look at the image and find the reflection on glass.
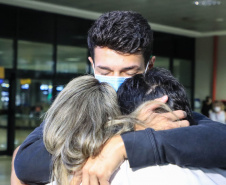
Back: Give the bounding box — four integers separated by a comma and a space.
15, 78, 52, 148
154, 57, 170, 69
56, 85, 64, 96
173, 59, 192, 87
173, 59, 192, 102
57, 45, 88, 74
0, 79, 9, 151
18, 40, 53, 71
0, 38, 13, 68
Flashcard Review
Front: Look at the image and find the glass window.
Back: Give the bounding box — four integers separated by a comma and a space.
57, 45, 88, 74
0, 79, 9, 151
173, 59, 192, 102
154, 57, 170, 69
15, 78, 52, 148
18, 40, 53, 72
0, 38, 13, 69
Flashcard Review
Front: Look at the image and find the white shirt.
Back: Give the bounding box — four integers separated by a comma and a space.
110, 161, 226, 185
47, 161, 226, 185
209, 111, 225, 124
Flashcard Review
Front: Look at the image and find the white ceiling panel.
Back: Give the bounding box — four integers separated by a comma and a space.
1, 0, 226, 37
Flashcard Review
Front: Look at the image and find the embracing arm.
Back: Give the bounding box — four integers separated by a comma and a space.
81, 111, 226, 185
11, 146, 27, 185
14, 122, 52, 184
122, 112, 226, 168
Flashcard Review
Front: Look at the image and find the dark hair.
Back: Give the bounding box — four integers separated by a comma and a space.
87, 11, 153, 65
117, 67, 196, 125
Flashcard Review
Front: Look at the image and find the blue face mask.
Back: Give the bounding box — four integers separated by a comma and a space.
95, 74, 130, 91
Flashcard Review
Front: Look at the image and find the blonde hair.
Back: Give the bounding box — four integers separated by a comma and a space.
43, 75, 173, 184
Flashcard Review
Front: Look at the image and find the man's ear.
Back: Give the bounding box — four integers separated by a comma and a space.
148, 56, 156, 69
88, 57, 94, 70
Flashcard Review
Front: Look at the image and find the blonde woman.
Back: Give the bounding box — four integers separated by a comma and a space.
12, 75, 135, 185
11, 74, 168, 185
43, 75, 154, 184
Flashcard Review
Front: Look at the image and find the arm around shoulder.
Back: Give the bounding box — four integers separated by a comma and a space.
122, 115, 226, 168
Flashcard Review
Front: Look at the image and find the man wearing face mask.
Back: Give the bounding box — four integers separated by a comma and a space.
93, 56, 151, 92
14, 11, 226, 185
93, 67, 131, 91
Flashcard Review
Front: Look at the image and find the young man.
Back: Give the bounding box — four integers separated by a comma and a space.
14, 11, 226, 185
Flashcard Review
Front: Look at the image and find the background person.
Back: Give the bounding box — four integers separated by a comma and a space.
201, 96, 212, 117
209, 100, 226, 124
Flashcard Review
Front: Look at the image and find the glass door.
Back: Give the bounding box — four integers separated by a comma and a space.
14, 78, 53, 148
154, 56, 170, 70
173, 59, 192, 103
0, 79, 9, 151
0, 38, 13, 152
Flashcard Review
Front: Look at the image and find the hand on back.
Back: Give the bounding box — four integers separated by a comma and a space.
135, 95, 189, 131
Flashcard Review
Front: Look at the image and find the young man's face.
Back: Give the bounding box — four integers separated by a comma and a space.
89, 47, 155, 77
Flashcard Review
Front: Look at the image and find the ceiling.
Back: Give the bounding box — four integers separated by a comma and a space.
0, 0, 226, 37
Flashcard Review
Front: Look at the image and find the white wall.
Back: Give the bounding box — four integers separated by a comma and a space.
195, 37, 213, 102
195, 36, 226, 103
216, 36, 226, 100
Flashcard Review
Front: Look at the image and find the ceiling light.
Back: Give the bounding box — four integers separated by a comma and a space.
216, 18, 224, 22
194, 1, 199, 5
193, 0, 221, 6
66, 57, 80, 62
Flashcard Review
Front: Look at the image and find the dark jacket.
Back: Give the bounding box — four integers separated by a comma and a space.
14, 112, 226, 184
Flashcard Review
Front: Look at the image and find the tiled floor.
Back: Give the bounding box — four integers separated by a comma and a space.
0, 128, 36, 185
0, 117, 41, 185
0, 156, 12, 185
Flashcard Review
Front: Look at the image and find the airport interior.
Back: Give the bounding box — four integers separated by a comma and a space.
0, 0, 226, 184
